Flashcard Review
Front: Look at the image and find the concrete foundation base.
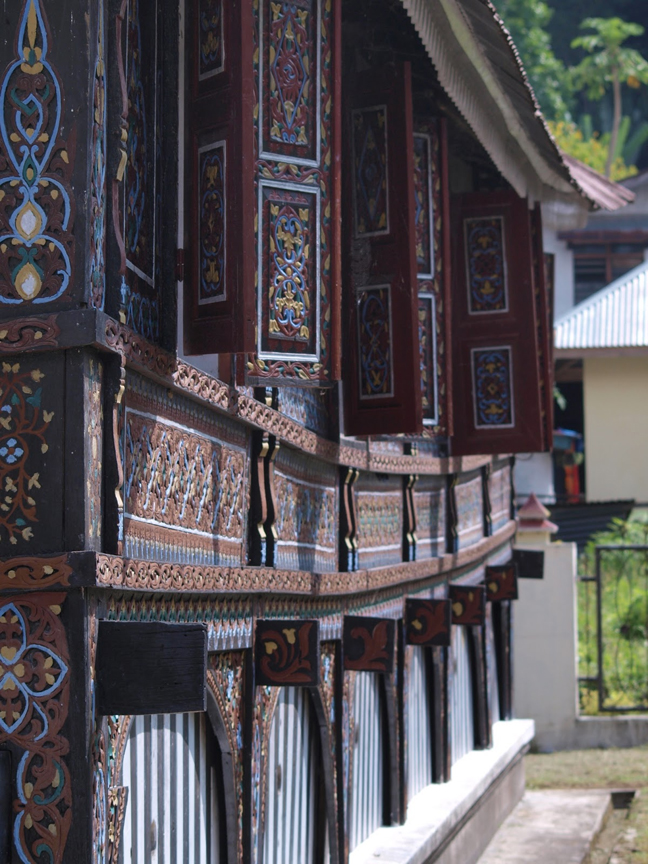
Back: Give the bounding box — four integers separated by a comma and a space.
477, 790, 612, 864
350, 720, 534, 864
534, 715, 648, 752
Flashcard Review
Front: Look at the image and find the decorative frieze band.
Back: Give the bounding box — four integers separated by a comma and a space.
0, 311, 507, 476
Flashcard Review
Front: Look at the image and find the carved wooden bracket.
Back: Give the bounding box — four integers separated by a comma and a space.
343, 615, 395, 673
403, 473, 418, 562
446, 473, 459, 554
339, 467, 359, 572
481, 463, 493, 537
485, 562, 518, 601
449, 585, 485, 625
255, 619, 320, 686
405, 598, 451, 646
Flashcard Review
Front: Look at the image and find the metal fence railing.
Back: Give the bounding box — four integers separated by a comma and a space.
579, 545, 648, 713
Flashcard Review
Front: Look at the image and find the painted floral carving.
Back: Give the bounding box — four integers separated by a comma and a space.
0, 593, 71, 864
0, 555, 71, 590
255, 619, 319, 685
343, 616, 394, 673
90, 0, 107, 310
0, 0, 75, 305
0, 363, 53, 545
450, 585, 485, 625
405, 598, 451, 646
485, 564, 518, 602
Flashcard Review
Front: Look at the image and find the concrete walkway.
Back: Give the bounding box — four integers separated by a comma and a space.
477, 790, 612, 864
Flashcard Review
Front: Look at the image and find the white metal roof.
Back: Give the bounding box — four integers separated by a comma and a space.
554, 259, 648, 351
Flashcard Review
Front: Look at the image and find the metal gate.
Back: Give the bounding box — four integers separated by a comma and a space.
120, 713, 222, 864
263, 688, 320, 864
406, 646, 432, 800
450, 626, 474, 765
579, 545, 648, 712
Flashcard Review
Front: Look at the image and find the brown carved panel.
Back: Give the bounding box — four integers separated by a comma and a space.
405, 598, 451, 646
450, 585, 485, 625
343, 615, 395, 673
255, 619, 320, 686
485, 563, 518, 601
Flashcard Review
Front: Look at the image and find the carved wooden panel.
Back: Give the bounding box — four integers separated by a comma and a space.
355, 473, 403, 569
343, 616, 395, 673
485, 563, 518, 601
455, 473, 484, 550
247, 0, 341, 384
450, 585, 485, 626
405, 598, 451, 647
255, 619, 320, 686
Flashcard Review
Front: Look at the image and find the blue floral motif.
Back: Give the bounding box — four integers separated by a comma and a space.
0, 438, 24, 464
0, 0, 74, 305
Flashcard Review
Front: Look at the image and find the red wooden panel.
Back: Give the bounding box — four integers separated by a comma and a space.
245, 0, 341, 385
450, 191, 544, 455
450, 585, 485, 626
343, 62, 422, 436
184, 0, 255, 355
414, 117, 452, 436
255, 619, 320, 686
485, 563, 518, 601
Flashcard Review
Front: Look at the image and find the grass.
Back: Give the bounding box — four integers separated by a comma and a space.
526, 746, 648, 790
525, 747, 648, 862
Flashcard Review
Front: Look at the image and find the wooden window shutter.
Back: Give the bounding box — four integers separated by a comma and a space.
184, 0, 255, 355
450, 191, 545, 455
414, 117, 453, 437
245, 0, 342, 385
343, 62, 422, 436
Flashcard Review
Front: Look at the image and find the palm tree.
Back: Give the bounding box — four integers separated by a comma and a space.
571, 18, 648, 178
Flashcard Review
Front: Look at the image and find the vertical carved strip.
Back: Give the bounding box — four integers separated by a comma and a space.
339, 467, 359, 572
264, 436, 280, 568
248, 430, 270, 566
446, 473, 458, 554
481, 463, 492, 538
0, 0, 75, 307
0, 594, 71, 863
402, 473, 417, 562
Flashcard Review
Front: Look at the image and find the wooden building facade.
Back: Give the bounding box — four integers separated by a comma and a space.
0, 0, 593, 861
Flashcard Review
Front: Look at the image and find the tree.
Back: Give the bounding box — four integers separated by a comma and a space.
548, 120, 637, 181
493, 0, 572, 119
571, 18, 648, 176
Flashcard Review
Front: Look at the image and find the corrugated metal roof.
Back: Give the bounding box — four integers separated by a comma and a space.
554, 260, 648, 351
402, 0, 633, 211
561, 154, 636, 212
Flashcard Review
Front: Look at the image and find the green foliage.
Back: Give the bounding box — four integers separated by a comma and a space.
570, 18, 648, 101
578, 512, 648, 714
493, 0, 572, 119
624, 120, 648, 165
548, 120, 638, 180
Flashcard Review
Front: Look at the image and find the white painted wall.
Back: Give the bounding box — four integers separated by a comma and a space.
543, 227, 575, 321
584, 355, 648, 504
513, 453, 555, 504
513, 538, 579, 751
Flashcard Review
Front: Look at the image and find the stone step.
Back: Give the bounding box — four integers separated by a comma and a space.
477, 790, 612, 864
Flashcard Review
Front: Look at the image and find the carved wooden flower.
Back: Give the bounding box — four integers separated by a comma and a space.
0, 602, 68, 738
